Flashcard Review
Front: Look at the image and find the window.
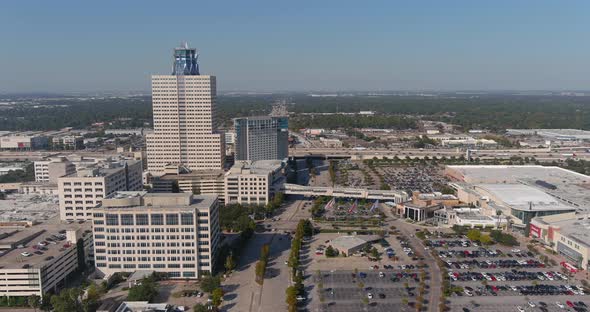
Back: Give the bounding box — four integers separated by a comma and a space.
166, 213, 179, 225
106, 214, 119, 226
181, 213, 194, 225
151, 214, 163, 225
136, 214, 149, 225
183, 272, 195, 278
121, 214, 134, 226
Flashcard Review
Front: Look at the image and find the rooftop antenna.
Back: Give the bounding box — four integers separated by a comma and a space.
182, 41, 189, 49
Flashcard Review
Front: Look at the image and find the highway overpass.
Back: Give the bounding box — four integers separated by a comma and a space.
283, 183, 408, 202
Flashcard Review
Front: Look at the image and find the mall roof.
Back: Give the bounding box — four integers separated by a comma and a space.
447, 165, 590, 211
535, 215, 590, 248
475, 184, 575, 212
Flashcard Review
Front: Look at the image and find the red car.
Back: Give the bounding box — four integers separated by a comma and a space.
567, 301, 575, 308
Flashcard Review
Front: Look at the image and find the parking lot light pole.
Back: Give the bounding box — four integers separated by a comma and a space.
330, 270, 334, 297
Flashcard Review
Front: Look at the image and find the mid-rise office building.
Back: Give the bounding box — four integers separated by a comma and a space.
224, 160, 286, 206
52, 135, 84, 150
92, 192, 220, 279
146, 43, 225, 175
34, 157, 76, 183
234, 116, 288, 161
150, 165, 225, 200
58, 160, 142, 221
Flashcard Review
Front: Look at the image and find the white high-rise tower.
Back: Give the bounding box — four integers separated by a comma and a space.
147, 43, 225, 175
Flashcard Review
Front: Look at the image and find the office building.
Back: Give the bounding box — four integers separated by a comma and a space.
146, 43, 225, 175
150, 165, 225, 200
224, 160, 286, 206
92, 192, 220, 279
34, 157, 76, 183
0, 220, 93, 299
51, 135, 84, 150
58, 160, 143, 221
234, 116, 288, 161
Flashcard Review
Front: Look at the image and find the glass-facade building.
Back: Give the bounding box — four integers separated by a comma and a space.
234, 116, 289, 161
172, 44, 199, 75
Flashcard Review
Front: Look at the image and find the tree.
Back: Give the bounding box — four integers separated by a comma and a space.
325, 246, 338, 257
255, 260, 267, 285
285, 286, 298, 308
466, 229, 481, 242
370, 247, 380, 260
224, 253, 236, 273
479, 234, 492, 245
51, 288, 83, 312
193, 303, 208, 312
200, 275, 221, 293
127, 277, 158, 302
40, 294, 53, 312
211, 288, 224, 307
28, 295, 40, 312
301, 219, 313, 237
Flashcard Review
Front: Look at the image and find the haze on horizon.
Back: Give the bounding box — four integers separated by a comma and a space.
1, 0, 589, 93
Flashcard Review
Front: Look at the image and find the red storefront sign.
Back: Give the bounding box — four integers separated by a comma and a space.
529, 223, 541, 238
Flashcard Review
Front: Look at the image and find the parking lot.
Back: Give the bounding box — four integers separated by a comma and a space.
450, 296, 590, 312
314, 270, 421, 312
425, 235, 590, 312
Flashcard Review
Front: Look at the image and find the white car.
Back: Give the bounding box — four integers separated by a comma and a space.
517, 307, 525, 312
20, 252, 31, 257
378, 272, 385, 278
464, 290, 473, 297
367, 293, 373, 299
528, 301, 536, 308
555, 301, 565, 309
296, 296, 306, 302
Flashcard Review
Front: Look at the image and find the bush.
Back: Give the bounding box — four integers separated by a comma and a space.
490, 230, 518, 246
200, 275, 221, 293
325, 246, 339, 257
127, 276, 158, 302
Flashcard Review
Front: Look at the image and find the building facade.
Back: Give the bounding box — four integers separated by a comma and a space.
146, 44, 225, 175
92, 192, 220, 279
224, 160, 285, 206
35, 157, 77, 183
58, 160, 143, 221
234, 116, 288, 162
0, 134, 49, 150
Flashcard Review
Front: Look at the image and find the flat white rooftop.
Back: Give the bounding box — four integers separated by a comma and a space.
475, 184, 574, 212
448, 165, 590, 210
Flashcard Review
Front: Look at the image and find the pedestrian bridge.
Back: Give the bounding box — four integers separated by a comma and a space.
283, 183, 408, 203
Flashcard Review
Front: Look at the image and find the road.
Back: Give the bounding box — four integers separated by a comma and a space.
389, 219, 443, 312
1, 146, 588, 162
289, 147, 590, 161
221, 197, 311, 312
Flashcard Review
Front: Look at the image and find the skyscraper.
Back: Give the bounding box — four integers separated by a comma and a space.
234, 116, 289, 161
147, 43, 225, 175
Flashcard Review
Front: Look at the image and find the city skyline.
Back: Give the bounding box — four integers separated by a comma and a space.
1, 1, 590, 92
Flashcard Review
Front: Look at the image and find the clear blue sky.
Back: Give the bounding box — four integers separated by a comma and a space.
1, 1, 589, 92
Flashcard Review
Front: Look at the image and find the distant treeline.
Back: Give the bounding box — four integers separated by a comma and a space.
290, 114, 416, 130
1, 93, 589, 131
285, 94, 590, 131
